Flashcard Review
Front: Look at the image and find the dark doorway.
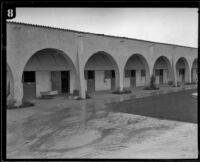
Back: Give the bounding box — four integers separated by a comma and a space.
86, 70, 95, 92
61, 71, 70, 93
130, 70, 136, 88
23, 71, 36, 100
179, 69, 185, 82
159, 69, 164, 84
111, 70, 115, 90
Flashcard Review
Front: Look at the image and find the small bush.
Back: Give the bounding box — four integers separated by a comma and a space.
168, 81, 174, 86
143, 86, 159, 90
184, 82, 196, 85
150, 75, 157, 89
86, 92, 91, 99
7, 99, 35, 109
144, 75, 159, 90
19, 100, 35, 108
112, 87, 132, 94
75, 91, 91, 100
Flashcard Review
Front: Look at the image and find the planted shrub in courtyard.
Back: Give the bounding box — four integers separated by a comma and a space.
184, 82, 197, 85
168, 81, 174, 86
75, 91, 91, 100
112, 87, 132, 94
144, 75, 159, 90
7, 99, 35, 109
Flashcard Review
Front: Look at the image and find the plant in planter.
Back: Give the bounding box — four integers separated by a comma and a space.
168, 81, 174, 86
144, 75, 159, 90
7, 99, 35, 109
112, 87, 132, 94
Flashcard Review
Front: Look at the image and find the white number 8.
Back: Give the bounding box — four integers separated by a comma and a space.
7, 9, 13, 18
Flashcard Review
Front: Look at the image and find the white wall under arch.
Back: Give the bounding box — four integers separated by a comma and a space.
124, 53, 150, 87
84, 51, 120, 91
175, 57, 190, 83
23, 48, 77, 98
153, 56, 173, 84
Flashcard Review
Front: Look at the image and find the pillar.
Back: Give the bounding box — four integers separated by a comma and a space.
147, 43, 155, 87
119, 67, 124, 92
77, 34, 86, 99
172, 47, 177, 86
13, 72, 23, 106
188, 64, 192, 83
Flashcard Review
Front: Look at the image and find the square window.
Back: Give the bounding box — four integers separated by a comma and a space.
23, 71, 35, 82
87, 71, 95, 79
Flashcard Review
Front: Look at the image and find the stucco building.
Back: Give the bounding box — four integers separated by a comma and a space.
6, 21, 198, 106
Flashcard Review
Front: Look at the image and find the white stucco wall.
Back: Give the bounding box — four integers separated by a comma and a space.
36, 71, 51, 97
95, 70, 111, 91
70, 70, 76, 93
125, 56, 144, 69
6, 22, 197, 104
85, 54, 115, 70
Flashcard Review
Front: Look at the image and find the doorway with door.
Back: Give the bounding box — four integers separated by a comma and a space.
51, 71, 70, 95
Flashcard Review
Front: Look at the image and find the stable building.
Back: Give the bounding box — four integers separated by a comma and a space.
6, 22, 198, 106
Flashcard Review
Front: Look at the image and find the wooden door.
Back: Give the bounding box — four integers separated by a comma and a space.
23, 71, 36, 100
87, 71, 95, 92
159, 69, 163, 84
51, 71, 61, 94
111, 70, 115, 90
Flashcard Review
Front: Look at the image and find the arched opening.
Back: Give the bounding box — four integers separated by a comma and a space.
22, 48, 76, 100
84, 51, 119, 93
191, 58, 198, 83
7, 64, 14, 103
176, 57, 189, 84
153, 56, 172, 85
124, 54, 150, 88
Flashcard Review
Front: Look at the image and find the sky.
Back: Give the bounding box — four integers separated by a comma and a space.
10, 8, 198, 48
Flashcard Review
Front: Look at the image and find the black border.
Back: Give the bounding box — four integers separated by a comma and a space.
1, 1, 199, 161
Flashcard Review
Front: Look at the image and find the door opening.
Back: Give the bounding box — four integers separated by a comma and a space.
61, 71, 70, 94
86, 70, 95, 92
111, 70, 115, 90
23, 71, 36, 100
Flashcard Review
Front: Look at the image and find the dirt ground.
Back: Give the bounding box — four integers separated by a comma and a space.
6, 87, 198, 159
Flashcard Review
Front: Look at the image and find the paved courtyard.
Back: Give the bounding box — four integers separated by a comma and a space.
6, 85, 198, 159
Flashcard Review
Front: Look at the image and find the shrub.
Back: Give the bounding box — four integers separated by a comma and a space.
184, 82, 196, 85
168, 81, 174, 86
144, 75, 159, 90
150, 75, 157, 89
143, 86, 159, 90
7, 99, 35, 109
75, 91, 91, 100
112, 87, 132, 94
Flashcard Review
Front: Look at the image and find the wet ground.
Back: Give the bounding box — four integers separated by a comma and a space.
6, 86, 198, 159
